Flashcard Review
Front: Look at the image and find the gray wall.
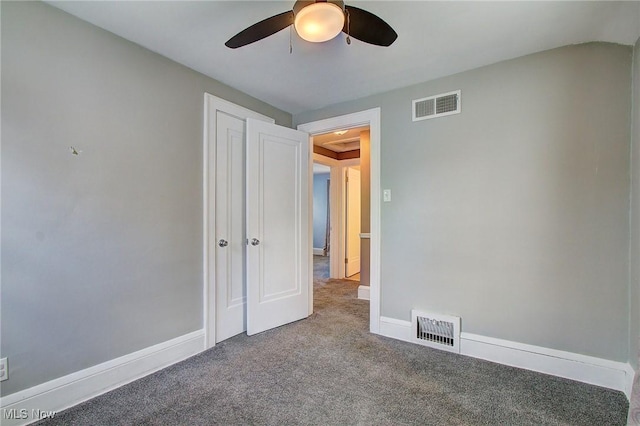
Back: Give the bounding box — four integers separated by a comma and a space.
1, 1, 291, 396
313, 173, 330, 249
631, 37, 640, 370
295, 43, 632, 362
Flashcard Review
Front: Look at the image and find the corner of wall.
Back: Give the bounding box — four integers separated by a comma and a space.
629, 36, 640, 372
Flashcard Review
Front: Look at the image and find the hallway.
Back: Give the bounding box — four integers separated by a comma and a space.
313, 255, 330, 281
313, 255, 361, 282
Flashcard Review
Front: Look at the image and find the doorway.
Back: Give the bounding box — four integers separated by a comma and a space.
312, 163, 331, 280
308, 125, 372, 315
298, 109, 381, 333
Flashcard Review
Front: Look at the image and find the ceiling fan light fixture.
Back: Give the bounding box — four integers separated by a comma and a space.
294, 2, 345, 43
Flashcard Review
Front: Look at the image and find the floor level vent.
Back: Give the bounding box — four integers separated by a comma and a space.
411, 310, 461, 354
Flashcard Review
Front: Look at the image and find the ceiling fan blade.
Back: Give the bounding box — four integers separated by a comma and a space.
344, 5, 397, 47
226, 11, 294, 49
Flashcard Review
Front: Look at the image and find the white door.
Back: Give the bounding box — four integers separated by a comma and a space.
345, 167, 361, 277
246, 118, 311, 336
214, 111, 247, 342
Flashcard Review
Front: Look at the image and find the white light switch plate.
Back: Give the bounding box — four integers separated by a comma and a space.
383, 189, 391, 202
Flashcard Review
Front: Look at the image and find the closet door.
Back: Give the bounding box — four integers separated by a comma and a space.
214, 111, 247, 342
245, 118, 311, 335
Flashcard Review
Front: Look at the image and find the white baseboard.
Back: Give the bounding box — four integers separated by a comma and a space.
625, 363, 637, 399
313, 248, 325, 256
0, 329, 205, 426
378, 316, 634, 399
379, 316, 413, 343
357, 285, 370, 300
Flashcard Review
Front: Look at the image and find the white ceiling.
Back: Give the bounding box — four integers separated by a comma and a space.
48, 1, 640, 115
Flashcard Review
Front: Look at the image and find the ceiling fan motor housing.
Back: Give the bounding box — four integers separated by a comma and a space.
293, 1, 346, 43
293, 1, 345, 15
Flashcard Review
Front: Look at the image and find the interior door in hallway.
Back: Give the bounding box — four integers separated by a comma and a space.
345, 167, 361, 277
246, 118, 311, 336
214, 111, 247, 343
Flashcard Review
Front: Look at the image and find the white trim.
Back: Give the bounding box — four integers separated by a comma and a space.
625, 363, 636, 398
331, 165, 345, 279
377, 317, 633, 398
203, 95, 211, 349
203, 93, 274, 349
379, 316, 413, 343
313, 152, 340, 167
298, 108, 381, 333
0, 330, 205, 426
461, 333, 632, 398
357, 285, 370, 300
461, 332, 626, 371
313, 248, 325, 256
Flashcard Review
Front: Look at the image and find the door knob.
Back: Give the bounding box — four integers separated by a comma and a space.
218, 239, 228, 247
250, 238, 260, 246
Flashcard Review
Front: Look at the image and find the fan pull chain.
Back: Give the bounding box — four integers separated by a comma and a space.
289, 25, 293, 54
345, 9, 351, 45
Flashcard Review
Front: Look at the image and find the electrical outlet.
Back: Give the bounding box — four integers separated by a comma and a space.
0, 357, 7, 381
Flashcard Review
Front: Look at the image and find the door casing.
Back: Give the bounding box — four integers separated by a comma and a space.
298, 108, 382, 334
345, 167, 362, 277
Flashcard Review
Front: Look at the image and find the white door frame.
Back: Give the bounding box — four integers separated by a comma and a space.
298, 108, 381, 334
312, 154, 359, 279
203, 93, 274, 349
344, 166, 362, 278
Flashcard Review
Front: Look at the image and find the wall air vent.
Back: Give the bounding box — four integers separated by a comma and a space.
411, 310, 461, 354
412, 90, 461, 122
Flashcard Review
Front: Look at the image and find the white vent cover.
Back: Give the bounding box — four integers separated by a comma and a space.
412, 90, 461, 121
411, 310, 461, 354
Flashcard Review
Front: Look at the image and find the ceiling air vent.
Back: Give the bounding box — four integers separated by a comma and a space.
411, 310, 461, 354
412, 90, 461, 122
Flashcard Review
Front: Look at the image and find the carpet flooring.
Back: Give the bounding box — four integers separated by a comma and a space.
313, 254, 330, 280
39, 261, 628, 425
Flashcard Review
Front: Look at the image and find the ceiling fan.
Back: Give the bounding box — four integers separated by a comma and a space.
225, 0, 397, 49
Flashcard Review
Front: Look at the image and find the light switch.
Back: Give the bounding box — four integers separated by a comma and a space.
383, 189, 391, 202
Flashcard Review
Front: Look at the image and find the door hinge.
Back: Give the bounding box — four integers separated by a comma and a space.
344, 258, 348, 264
345, 176, 349, 183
